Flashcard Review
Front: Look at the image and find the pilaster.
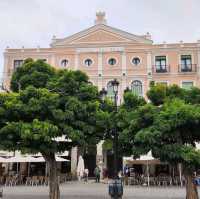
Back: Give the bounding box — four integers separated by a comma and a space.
98, 52, 103, 90
147, 51, 153, 89
75, 53, 79, 70
51, 54, 56, 68
3, 54, 9, 89
121, 52, 127, 103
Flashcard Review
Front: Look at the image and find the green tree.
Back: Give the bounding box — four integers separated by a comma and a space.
1, 60, 104, 199
11, 58, 56, 92
122, 85, 200, 199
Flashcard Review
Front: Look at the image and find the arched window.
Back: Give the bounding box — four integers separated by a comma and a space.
131, 80, 143, 96
107, 81, 115, 100
61, 59, 68, 67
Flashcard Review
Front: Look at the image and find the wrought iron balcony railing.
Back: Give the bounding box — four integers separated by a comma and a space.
152, 65, 170, 73
178, 64, 197, 73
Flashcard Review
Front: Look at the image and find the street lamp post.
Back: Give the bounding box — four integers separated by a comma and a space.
110, 79, 119, 179
100, 79, 123, 199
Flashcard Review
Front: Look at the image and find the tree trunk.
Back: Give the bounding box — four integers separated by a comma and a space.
43, 153, 60, 199
185, 169, 199, 199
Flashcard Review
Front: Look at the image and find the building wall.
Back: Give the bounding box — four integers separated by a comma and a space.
3, 13, 200, 101
4, 44, 200, 100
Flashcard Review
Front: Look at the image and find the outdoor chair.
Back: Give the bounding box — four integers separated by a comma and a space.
5, 176, 16, 186
25, 177, 32, 186
38, 176, 45, 185
149, 177, 156, 186
44, 176, 49, 186
128, 177, 139, 185
31, 176, 39, 186
66, 173, 72, 181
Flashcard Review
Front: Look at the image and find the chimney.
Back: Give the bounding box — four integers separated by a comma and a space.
95, 11, 107, 25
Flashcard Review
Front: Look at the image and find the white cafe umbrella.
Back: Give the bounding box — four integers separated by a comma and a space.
35, 156, 69, 162
0, 157, 9, 163
77, 156, 85, 181
1, 156, 41, 163
3, 156, 70, 163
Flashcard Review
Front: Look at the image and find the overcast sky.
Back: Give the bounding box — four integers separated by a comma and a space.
1, 0, 200, 80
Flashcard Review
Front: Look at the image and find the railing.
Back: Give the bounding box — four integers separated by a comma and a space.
178, 64, 197, 73
152, 65, 170, 74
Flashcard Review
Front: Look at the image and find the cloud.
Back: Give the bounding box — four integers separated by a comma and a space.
0, 0, 200, 81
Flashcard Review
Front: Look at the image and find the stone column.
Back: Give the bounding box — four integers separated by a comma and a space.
75, 53, 79, 70
71, 147, 78, 178
98, 52, 103, 90
121, 52, 127, 103
96, 141, 104, 179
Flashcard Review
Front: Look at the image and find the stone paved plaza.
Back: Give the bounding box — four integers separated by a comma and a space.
2, 181, 199, 199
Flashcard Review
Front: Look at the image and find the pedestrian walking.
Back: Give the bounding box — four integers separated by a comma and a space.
94, 166, 101, 183
123, 165, 129, 185
84, 168, 89, 182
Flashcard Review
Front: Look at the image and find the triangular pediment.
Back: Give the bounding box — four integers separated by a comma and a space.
51, 24, 153, 47
70, 29, 131, 44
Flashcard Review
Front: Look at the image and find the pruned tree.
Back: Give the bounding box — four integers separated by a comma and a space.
0, 59, 104, 199
120, 85, 200, 199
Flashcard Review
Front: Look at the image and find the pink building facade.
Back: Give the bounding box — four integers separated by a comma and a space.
3, 12, 200, 101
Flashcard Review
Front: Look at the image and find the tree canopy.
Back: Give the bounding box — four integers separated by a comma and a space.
120, 84, 200, 199
1, 59, 104, 199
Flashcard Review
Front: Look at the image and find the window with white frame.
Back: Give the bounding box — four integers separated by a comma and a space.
155, 56, 167, 72
181, 55, 192, 72
132, 57, 141, 66
13, 60, 23, 70
84, 59, 93, 67
131, 80, 143, 96
182, 81, 194, 90
108, 58, 117, 66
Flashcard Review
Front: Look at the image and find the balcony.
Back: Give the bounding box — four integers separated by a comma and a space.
178, 64, 197, 73
152, 65, 170, 74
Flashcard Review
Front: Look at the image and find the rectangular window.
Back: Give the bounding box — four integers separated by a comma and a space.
13, 60, 23, 70
182, 81, 193, 90
155, 56, 167, 72
181, 55, 192, 72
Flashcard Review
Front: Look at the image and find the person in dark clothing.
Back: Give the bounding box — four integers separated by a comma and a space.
94, 166, 101, 183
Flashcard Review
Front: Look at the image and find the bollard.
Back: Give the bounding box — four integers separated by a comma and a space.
108, 179, 123, 199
